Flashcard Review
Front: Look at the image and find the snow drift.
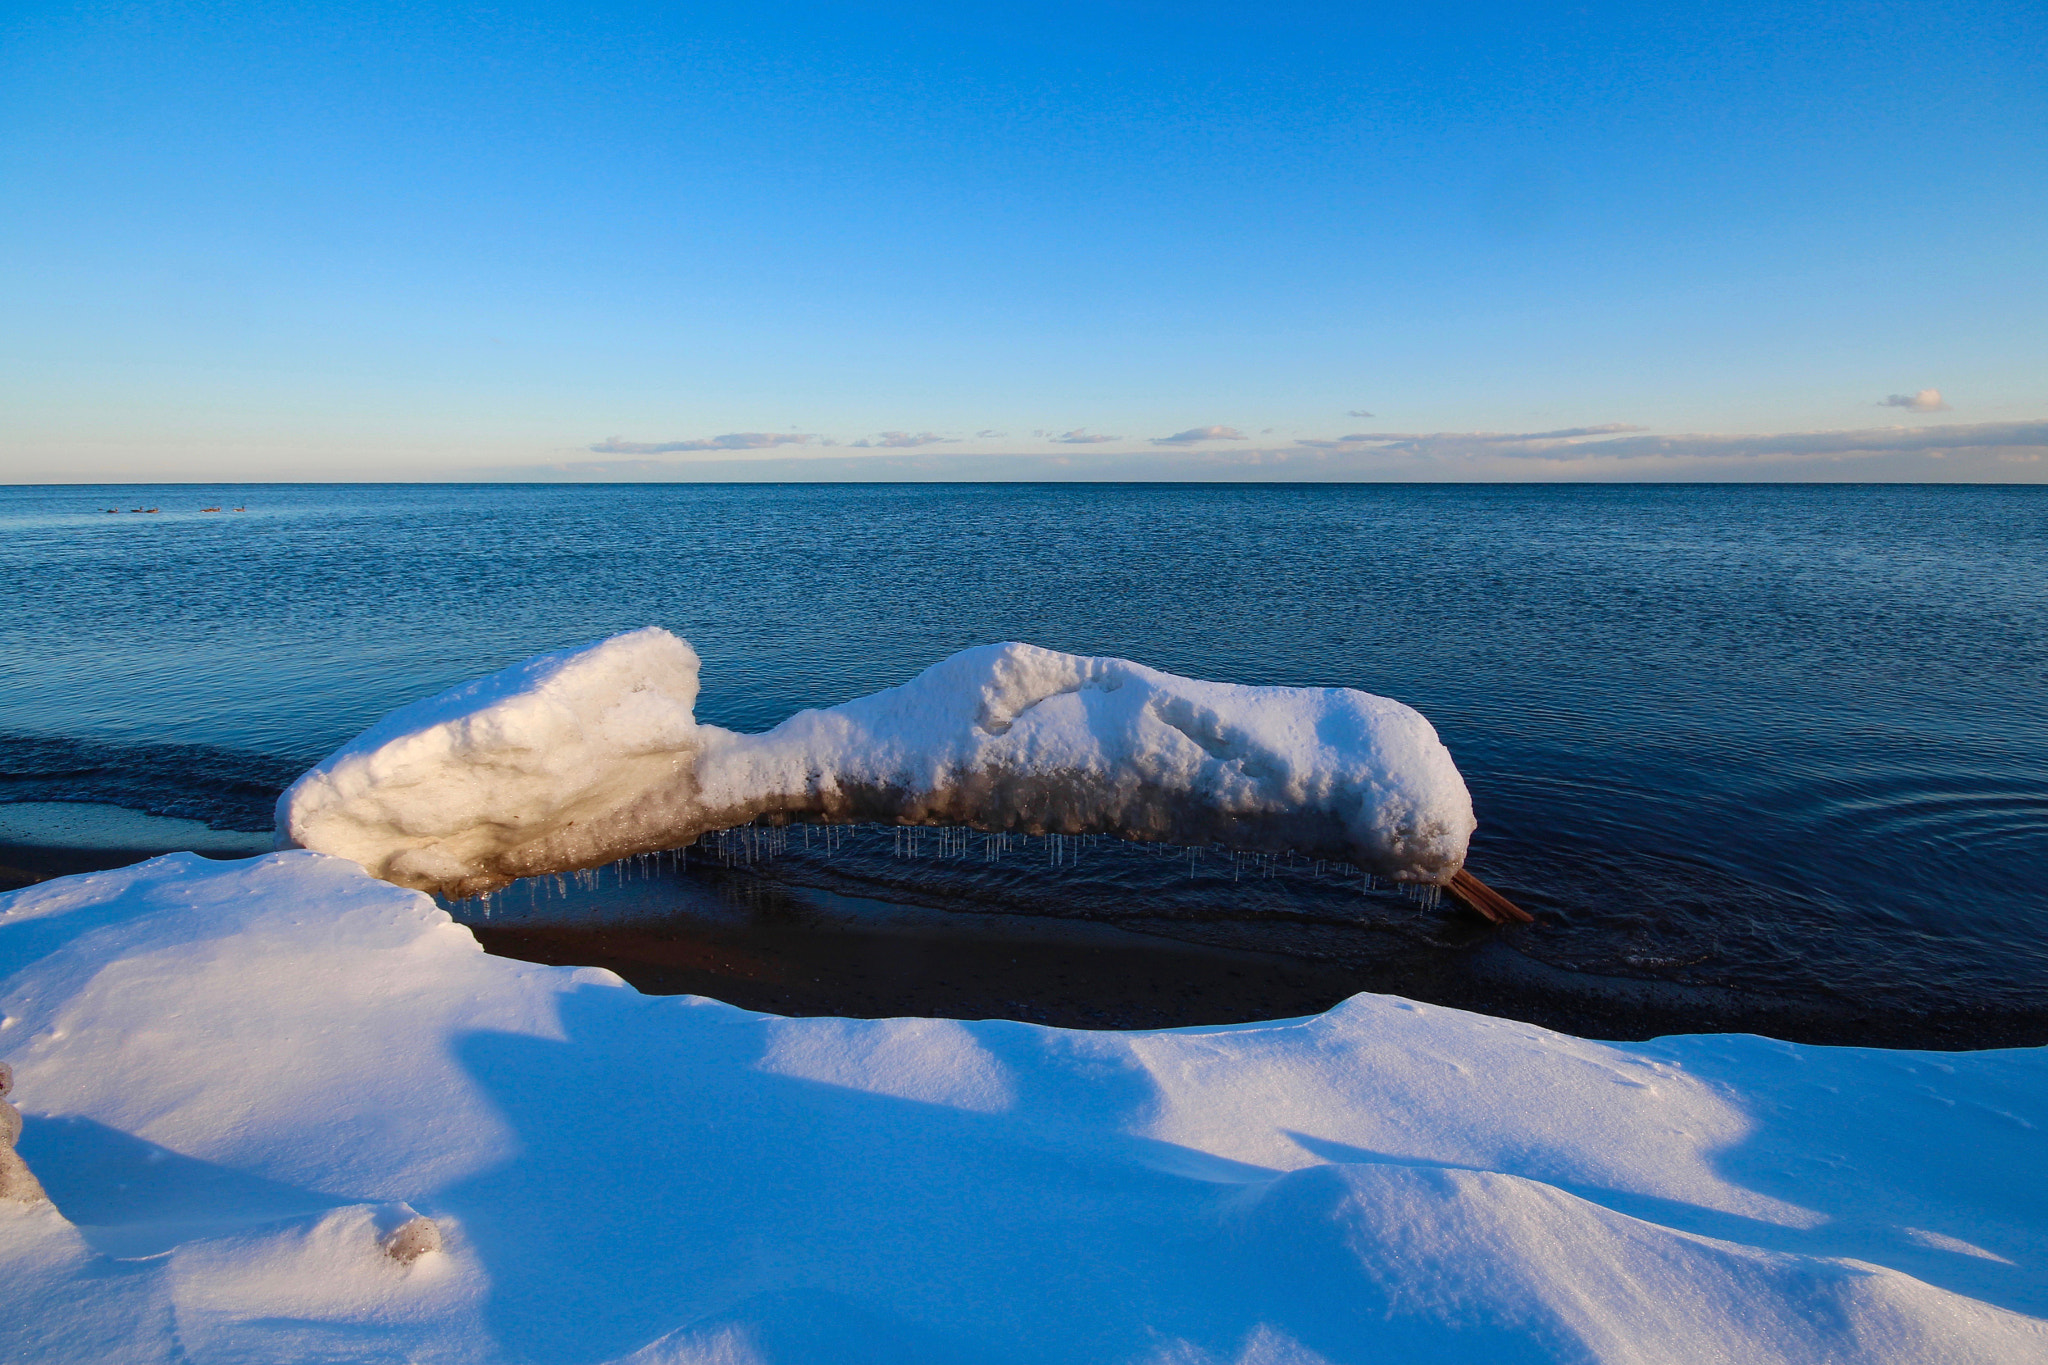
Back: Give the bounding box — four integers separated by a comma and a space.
4, 853, 2045, 1364
276, 628, 1478, 899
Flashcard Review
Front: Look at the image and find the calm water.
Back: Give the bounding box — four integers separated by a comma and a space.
3, 483, 2044, 1038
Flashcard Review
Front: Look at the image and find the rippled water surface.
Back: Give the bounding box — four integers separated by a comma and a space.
3, 483, 2043, 1038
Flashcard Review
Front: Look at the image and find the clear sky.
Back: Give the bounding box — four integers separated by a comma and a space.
3, 0, 2044, 481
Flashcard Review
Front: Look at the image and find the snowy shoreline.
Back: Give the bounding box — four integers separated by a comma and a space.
5, 850, 2045, 1362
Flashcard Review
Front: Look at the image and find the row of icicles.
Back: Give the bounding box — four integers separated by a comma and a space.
451, 821, 1445, 911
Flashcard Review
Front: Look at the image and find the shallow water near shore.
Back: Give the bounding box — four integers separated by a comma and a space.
2, 482, 2044, 1045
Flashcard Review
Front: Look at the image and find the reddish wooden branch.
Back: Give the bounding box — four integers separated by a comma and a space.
1446, 868, 1534, 925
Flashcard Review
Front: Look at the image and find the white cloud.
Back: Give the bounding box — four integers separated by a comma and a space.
1347, 409, 1375, 418
1053, 429, 1120, 444
1297, 423, 1644, 450
1291, 419, 2045, 465
850, 431, 958, 448
1151, 425, 1248, 446
589, 432, 816, 453
528, 418, 2045, 483
1882, 389, 1952, 412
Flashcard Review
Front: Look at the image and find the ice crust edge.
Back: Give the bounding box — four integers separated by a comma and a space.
276, 627, 1478, 898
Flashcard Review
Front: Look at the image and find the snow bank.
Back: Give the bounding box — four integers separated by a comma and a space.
4, 853, 2045, 1363
276, 629, 1478, 898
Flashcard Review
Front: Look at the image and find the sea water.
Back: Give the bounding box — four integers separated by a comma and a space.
2, 482, 2043, 1038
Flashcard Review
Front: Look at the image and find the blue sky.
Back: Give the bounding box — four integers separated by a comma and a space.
3, 0, 2044, 481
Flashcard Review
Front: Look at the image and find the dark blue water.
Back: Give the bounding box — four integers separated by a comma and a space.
3, 483, 2044, 1038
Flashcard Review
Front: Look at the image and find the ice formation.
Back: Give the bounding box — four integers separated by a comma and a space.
276, 628, 1478, 898
3, 853, 2044, 1363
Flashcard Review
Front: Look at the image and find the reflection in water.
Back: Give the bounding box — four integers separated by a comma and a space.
447, 824, 2046, 1047
451, 826, 1431, 1031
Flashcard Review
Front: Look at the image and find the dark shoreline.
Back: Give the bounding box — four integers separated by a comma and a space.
5, 836, 2042, 1052
465, 901, 2048, 1051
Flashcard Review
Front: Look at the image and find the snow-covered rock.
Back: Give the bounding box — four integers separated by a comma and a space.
276, 629, 1478, 898
0, 1060, 49, 1204
3, 852, 2044, 1363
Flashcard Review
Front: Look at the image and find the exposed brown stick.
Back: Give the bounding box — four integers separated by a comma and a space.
1446, 868, 1535, 925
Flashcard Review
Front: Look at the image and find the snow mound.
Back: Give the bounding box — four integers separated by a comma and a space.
4, 853, 2045, 1363
276, 628, 1477, 897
